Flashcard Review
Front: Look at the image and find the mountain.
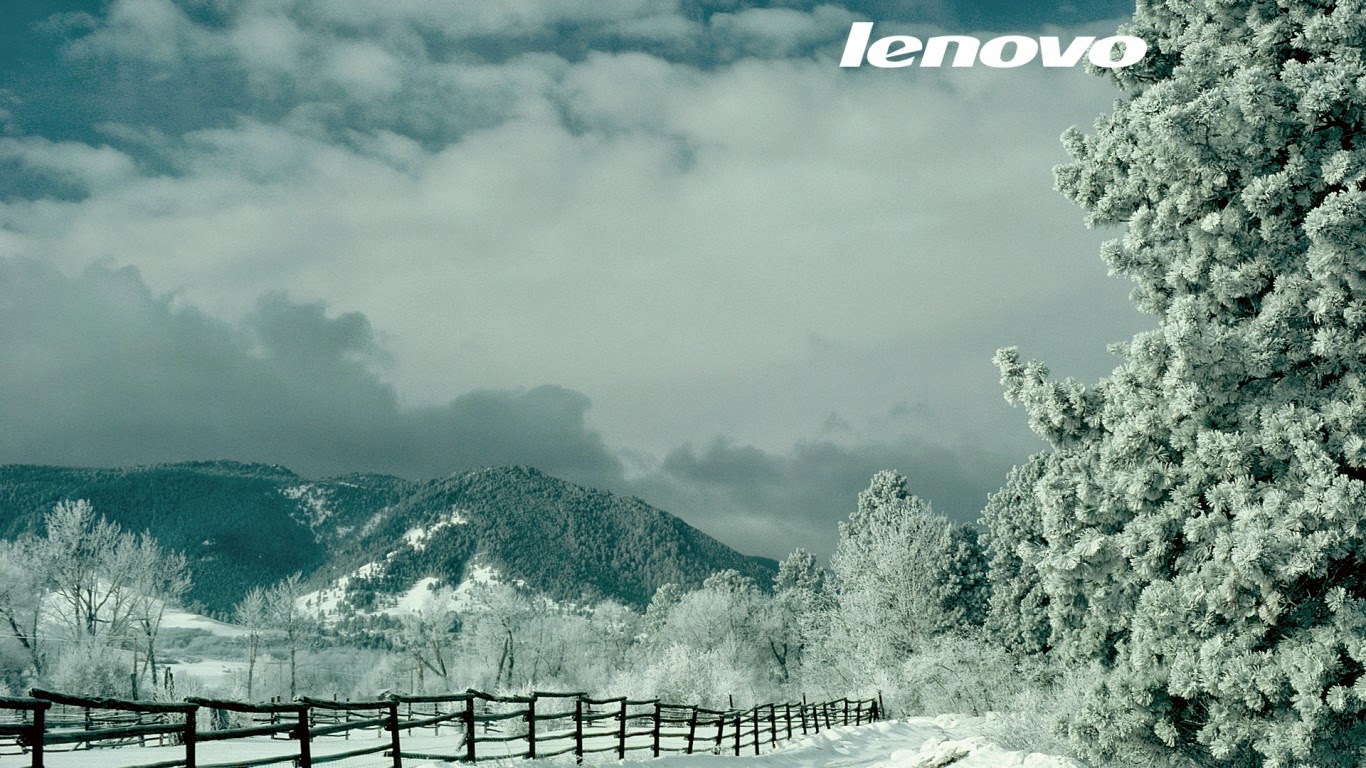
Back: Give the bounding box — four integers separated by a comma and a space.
0, 461, 778, 614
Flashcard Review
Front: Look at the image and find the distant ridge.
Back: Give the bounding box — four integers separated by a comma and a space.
0, 462, 777, 613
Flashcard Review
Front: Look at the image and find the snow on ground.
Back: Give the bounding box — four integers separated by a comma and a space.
281, 484, 334, 530
296, 561, 386, 618
158, 604, 248, 637
298, 560, 516, 623
375, 564, 513, 617
403, 508, 471, 550
623, 719, 1082, 768
14, 720, 1082, 768
409, 719, 1081, 768
164, 659, 248, 689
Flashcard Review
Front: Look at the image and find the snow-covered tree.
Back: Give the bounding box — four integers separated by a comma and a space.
643, 583, 683, 638
395, 608, 459, 691
265, 573, 315, 698
650, 571, 765, 669
631, 570, 801, 699
822, 471, 987, 681
43, 499, 133, 639
233, 586, 269, 700
125, 533, 191, 697
766, 549, 824, 684
993, 2, 1366, 764
6, 500, 191, 697
980, 454, 1052, 656
0, 538, 46, 680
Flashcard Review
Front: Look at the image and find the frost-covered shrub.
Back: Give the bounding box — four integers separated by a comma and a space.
979, 666, 1206, 768
894, 632, 1039, 718
615, 644, 756, 709
991, 0, 1366, 764
47, 640, 129, 697
0, 639, 27, 695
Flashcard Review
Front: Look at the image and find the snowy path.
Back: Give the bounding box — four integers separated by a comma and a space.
414, 718, 1084, 768
3, 718, 1083, 768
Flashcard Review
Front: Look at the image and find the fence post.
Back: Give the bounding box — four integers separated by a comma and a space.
784, 703, 792, 740
296, 705, 312, 768
754, 705, 764, 754
714, 712, 725, 754
686, 706, 698, 755
526, 696, 537, 760
877, 692, 886, 721
388, 700, 403, 768
768, 704, 776, 747
732, 714, 740, 756
464, 697, 476, 764
843, 699, 850, 725
617, 699, 627, 760
651, 701, 661, 758
184, 708, 197, 768
31, 704, 45, 768
574, 697, 584, 764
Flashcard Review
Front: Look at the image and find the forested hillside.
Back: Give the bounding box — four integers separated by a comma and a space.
0, 462, 774, 613
334, 466, 777, 608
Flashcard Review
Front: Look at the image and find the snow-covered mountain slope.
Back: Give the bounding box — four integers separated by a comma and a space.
0, 462, 776, 613
297, 560, 519, 622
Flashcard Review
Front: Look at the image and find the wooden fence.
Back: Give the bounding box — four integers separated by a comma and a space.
0, 689, 881, 768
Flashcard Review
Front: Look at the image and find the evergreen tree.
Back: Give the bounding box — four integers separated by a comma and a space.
767, 549, 824, 684
995, 2, 1366, 764
980, 454, 1052, 657
826, 471, 988, 677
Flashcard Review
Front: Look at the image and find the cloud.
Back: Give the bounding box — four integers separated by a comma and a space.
627, 434, 1016, 560
0, 257, 1002, 560
0, 258, 620, 484
0, 1, 1158, 559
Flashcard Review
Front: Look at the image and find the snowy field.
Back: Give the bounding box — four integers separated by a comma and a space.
2, 720, 1082, 768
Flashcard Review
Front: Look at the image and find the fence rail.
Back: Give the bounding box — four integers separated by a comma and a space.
0, 689, 880, 768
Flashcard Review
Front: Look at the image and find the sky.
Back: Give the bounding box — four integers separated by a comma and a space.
0, 0, 1151, 561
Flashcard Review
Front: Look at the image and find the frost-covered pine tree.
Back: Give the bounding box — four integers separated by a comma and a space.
824, 471, 987, 679
994, 1, 1366, 764
980, 454, 1052, 657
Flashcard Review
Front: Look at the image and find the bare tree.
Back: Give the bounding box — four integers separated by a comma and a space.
30, 500, 192, 696
266, 573, 315, 698
396, 608, 458, 692
233, 586, 269, 700
0, 538, 47, 678
127, 534, 191, 696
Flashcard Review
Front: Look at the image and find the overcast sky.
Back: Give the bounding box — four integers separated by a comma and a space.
0, 0, 1150, 561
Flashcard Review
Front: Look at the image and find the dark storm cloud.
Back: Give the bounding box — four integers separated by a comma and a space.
0, 258, 621, 484
631, 436, 1015, 560
0, 257, 1018, 559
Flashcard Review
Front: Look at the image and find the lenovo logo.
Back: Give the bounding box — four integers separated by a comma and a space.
840, 23, 1149, 69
